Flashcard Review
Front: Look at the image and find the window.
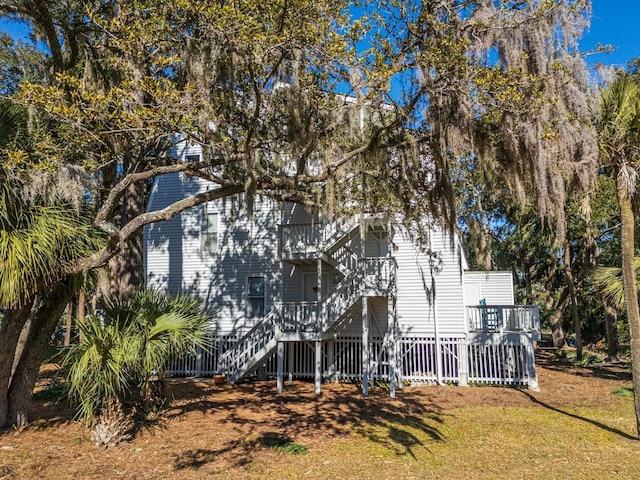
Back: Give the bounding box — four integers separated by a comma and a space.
247, 276, 266, 318
186, 154, 201, 162
202, 210, 218, 254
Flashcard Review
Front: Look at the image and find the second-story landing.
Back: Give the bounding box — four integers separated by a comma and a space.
279, 216, 389, 267
277, 216, 396, 339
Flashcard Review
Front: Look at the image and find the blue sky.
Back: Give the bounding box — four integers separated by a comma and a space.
581, 0, 640, 67
1, 1, 639, 67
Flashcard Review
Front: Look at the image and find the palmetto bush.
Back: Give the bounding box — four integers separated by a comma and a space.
63, 290, 210, 425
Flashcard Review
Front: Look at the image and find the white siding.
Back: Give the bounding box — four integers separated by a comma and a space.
144, 170, 282, 337
145, 141, 468, 340
394, 228, 465, 336
463, 271, 515, 305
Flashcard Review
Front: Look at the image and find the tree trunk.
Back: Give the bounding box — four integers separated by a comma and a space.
64, 301, 73, 346
108, 181, 146, 299
12, 310, 32, 376
564, 243, 582, 360
6, 282, 74, 427
549, 287, 569, 349
0, 303, 33, 429
603, 296, 620, 363
616, 173, 640, 439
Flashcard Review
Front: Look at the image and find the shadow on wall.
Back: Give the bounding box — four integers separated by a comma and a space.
145, 177, 281, 341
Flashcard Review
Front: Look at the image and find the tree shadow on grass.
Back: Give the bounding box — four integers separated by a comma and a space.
519, 390, 637, 441
535, 348, 632, 382
169, 380, 449, 470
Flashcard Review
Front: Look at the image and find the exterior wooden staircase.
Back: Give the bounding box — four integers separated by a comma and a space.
218, 219, 396, 383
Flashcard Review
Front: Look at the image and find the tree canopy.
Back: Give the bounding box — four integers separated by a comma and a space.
0, 0, 602, 429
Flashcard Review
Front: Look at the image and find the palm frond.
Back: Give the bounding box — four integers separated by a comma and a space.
591, 257, 640, 310
0, 187, 104, 308
62, 290, 211, 421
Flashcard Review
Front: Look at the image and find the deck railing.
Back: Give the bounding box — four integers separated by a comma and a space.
279, 218, 360, 258
169, 333, 536, 388
217, 310, 279, 382
276, 257, 396, 334
277, 301, 320, 333
466, 305, 540, 337
279, 223, 321, 256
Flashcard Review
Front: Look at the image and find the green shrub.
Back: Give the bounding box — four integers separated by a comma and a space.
62, 289, 211, 421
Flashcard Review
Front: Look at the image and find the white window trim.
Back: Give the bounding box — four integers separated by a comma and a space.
201, 205, 219, 256
247, 275, 267, 319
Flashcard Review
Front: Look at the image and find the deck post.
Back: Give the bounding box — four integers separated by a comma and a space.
362, 296, 369, 396
288, 341, 295, 384
195, 346, 203, 377
458, 338, 469, 387
314, 340, 322, 394
277, 341, 284, 393
326, 340, 337, 382
525, 337, 540, 391
388, 296, 396, 398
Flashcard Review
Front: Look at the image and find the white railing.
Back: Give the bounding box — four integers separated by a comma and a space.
217, 310, 279, 382
361, 257, 396, 294
277, 302, 320, 333
466, 305, 540, 336
467, 340, 528, 385
321, 217, 359, 252
215, 257, 396, 381
279, 223, 321, 256
275, 257, 396, 335
279, 218, 360, 259
331, 243, 359, 273
169, 333, 535, 387
167, 335, 237, 376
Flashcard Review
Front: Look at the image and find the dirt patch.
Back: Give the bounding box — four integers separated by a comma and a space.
0, 349, 633, 479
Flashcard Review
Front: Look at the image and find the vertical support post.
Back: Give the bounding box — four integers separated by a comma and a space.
288, 341, 295, 384
525, 337, 540, 391
388, 296, 396, 398
277, 341, 284, 393
326, 340, 336, 382
432, 292, 443, 385
458, 337, 469, 387
362, 296, 369, 396
317, 257, 323, 333
314, 340, 322, 394
195, 346, 203, 377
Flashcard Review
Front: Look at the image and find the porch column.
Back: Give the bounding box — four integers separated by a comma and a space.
458, 338, 469, 387
326, 340, 337, 382
388, 296, 396, 398
317, 258, 322, 302
288, 341, 295, 385
362, 296, 370, 396
525, 337, 540, 391
314, 340, 322, 394
433, 293, 443, 385
195, 346, 203, 377
277, 341, 284, 393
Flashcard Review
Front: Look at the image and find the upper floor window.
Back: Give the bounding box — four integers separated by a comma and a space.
202, 209, 218, 254
247, 276, 266, 318
186, 154, 201, 162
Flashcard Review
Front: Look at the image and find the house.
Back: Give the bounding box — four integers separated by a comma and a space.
144, 143, 541, 395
